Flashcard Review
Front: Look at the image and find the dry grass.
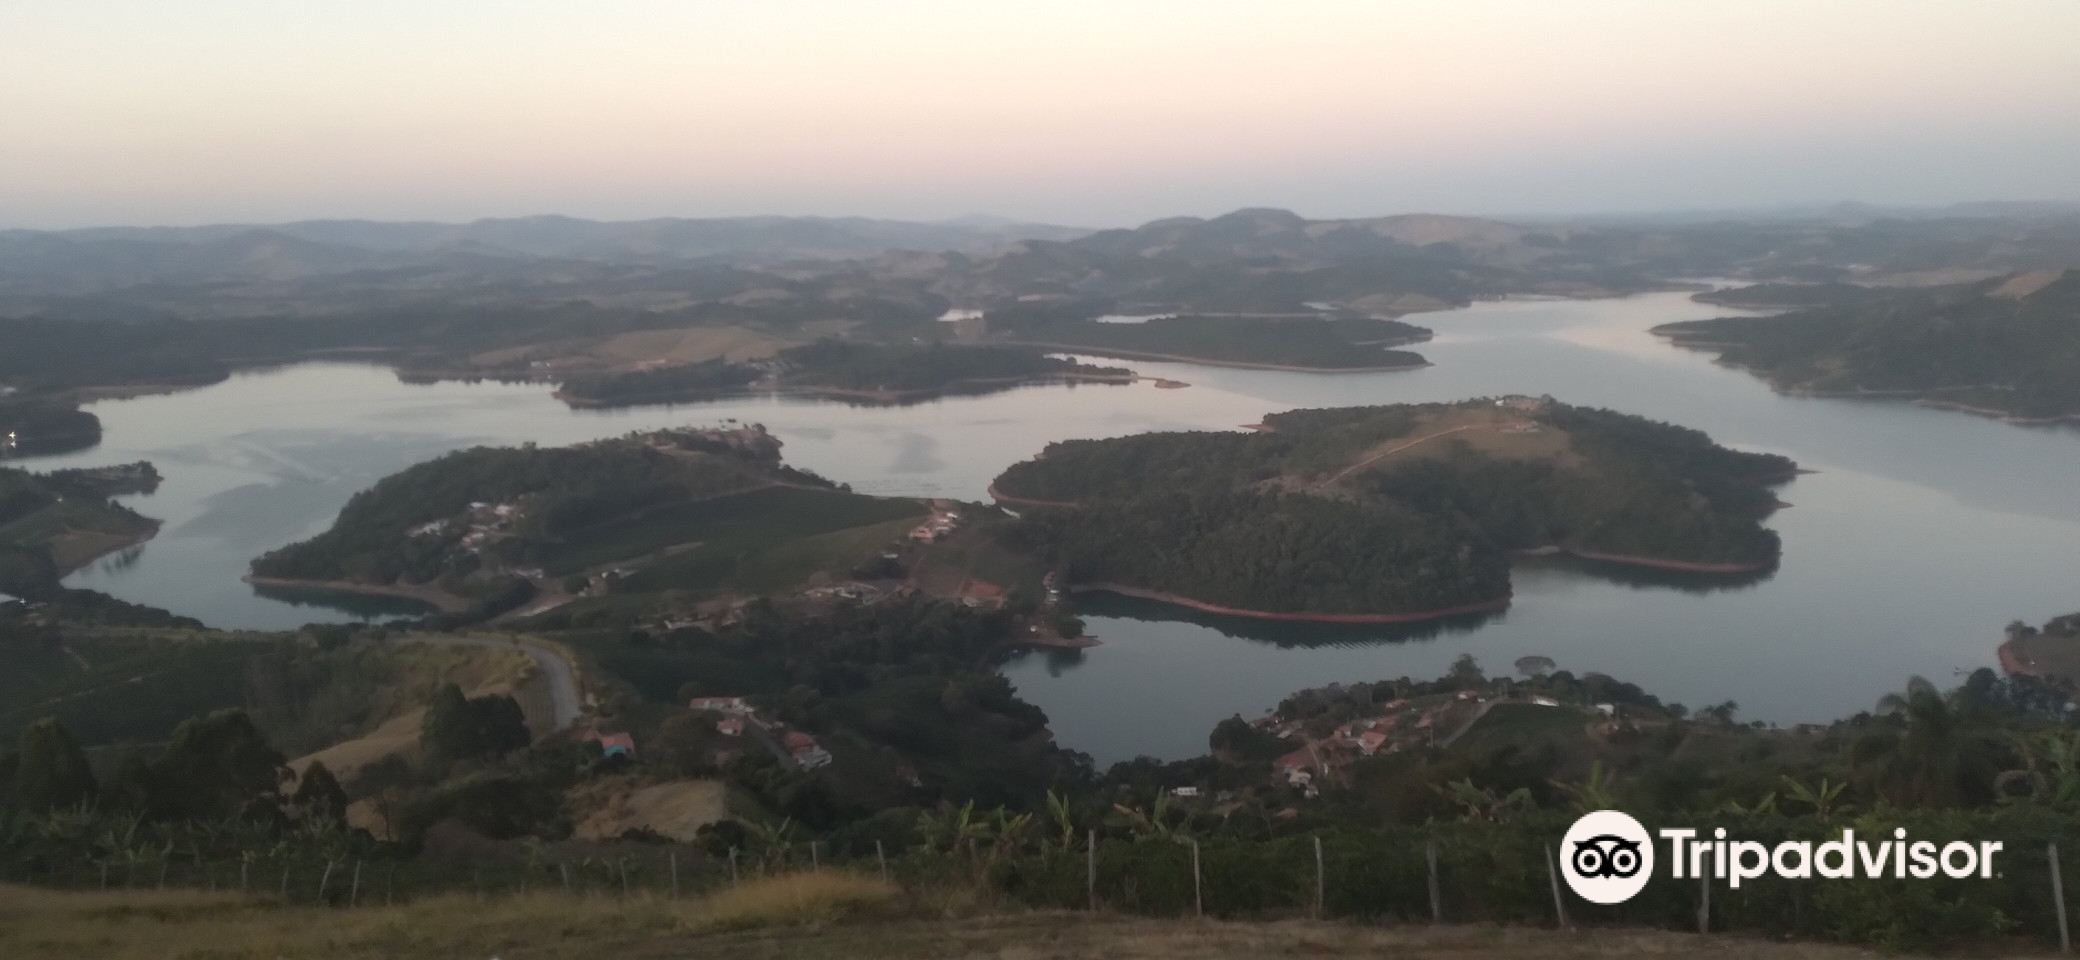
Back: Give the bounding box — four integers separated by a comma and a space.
570, 776, 729, 841
0, 879, 1944, 960
0, 872, 900, 960
0, 878, 1983, 960
290, 644, 537, 786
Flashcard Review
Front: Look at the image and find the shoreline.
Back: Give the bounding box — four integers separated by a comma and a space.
1000, 341, 1431, 374
1070, 583, 1512, 624
1649, 330, 2080, 426
242, 574, 469, 613
986, 483, 1079, 510
1539, 547, 1775, 575
555, 370, 1142, 409
51, 520, 161, 577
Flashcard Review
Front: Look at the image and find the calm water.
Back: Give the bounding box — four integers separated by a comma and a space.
23, 291, 2080, 764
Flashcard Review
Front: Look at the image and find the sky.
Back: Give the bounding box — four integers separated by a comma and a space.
4, 0, 2079, 229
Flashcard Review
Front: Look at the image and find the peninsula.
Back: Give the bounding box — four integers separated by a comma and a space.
1656, 271, 2080, 423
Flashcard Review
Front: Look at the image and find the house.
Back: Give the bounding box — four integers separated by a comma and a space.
1170, 786, 1201, 798
716, 717, 745, 737
688, 696, 753, 715
591, 732, 636, 760
1594, 703, 1616, 717
1357, 730, 1389, 756
782, 731, 832, 770
1273, 748, 1315, 785
1530, 696, 1561, 707
0, 591, 22, 611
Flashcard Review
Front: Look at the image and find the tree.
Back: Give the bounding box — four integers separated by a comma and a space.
1870, 675, 1998, 807
1514, 655, 1556, 679
1448, 654, 1485, 687
421, 683, 532, 762
13, 718, 96, 811
148, 710, 287, 820
293, 761, 350, 824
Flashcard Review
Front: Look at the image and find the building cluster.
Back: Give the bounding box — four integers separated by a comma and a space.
1254, 689, 1621, 796
687, 695, 832, 770
646, 423, 782, 461
906, 505, 963, 544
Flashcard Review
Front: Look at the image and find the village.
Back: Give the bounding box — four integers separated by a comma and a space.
1248, 685, 1625, 797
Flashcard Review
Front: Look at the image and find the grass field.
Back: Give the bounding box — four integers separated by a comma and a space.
0, 881, 1912, 960
1443, 701, 1593, 755
593, 486, 925, 591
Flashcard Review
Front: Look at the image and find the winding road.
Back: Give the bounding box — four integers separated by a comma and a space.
403, 633, 584, 733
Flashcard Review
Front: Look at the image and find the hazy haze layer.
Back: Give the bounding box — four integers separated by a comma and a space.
5, 0, 2079, 227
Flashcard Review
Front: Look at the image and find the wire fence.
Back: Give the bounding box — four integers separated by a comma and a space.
7, 819, 2078, 952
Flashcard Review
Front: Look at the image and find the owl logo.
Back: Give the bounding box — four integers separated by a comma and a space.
1560, 810, 1655, 904
1571, 834, 1645, 879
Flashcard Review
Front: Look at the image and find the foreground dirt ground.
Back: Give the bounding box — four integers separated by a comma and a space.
3, 880, 2009, 960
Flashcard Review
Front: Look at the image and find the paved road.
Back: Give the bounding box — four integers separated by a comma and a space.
405, 634, 583, 733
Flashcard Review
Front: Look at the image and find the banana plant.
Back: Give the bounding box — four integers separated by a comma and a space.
1550, 760, 1620, 814
1776, 774, 1854, 820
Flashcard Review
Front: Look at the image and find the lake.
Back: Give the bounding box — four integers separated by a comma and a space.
22, 290, 2080, 765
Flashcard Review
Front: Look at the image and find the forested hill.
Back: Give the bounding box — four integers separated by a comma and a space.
984, 312, 1431, 370
992, 399, 1794, 617
250, 427, 821, 585
1655, 270, 2080, 421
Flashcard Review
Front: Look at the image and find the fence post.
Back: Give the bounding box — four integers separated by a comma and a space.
239, 860, 248, 895
669, 851, 680, 899
1698, 860, 1710, 935
559, 862, 572, 894
1087, 829, 1098, 911
1313, 836, 1325, 920
1422, 839, 1439, 922
876, 840, 888, 883
1191, 839, 1203, 918
350, 861, 363, 909
1544, 844, 1570, 929
279, 866, 290, 899
729, 847, 740, 885
2052, 842, 2071, 955
317, 861, 335, 906
103, 863, 111, 890
811, 841, 820, 872
618, 859, 629, 897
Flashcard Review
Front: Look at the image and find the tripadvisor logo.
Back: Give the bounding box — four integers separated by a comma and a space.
1561, 810, 1655, 904
1561, 810, 2006, 904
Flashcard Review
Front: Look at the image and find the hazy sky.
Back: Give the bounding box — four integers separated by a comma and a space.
5, 0, 2079, 228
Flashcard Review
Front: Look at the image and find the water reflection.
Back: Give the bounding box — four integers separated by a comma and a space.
1070, 590, 1506, 648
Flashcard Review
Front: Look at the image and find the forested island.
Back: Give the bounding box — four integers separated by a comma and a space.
249, 425, 929, 619
0, 463, 161, 576
774, 340, 1132, 400
556, 341, 1132, 408
0, 402, 103, 458
991, 398, 1794, 619
1657, 270, 2080, 422
984, 311, 1432, 371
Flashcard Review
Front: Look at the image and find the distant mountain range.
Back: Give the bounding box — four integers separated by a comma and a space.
6, 205, 2079, 323
0, 214, 1090, 294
